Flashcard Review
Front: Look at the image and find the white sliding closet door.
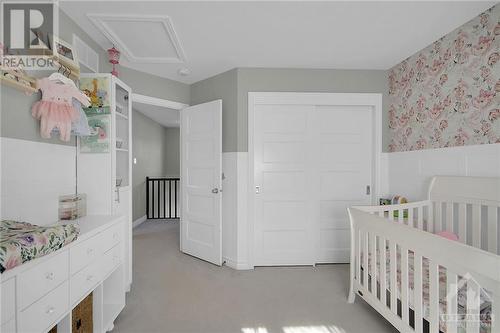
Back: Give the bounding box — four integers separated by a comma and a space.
253, 103, 373, 266
316, 106, 373, 263
254, 105, 316, 266
181, 100, 222, 266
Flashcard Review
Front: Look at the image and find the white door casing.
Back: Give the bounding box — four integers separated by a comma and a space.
180, 100, 223, 265
248, 93, 382, 267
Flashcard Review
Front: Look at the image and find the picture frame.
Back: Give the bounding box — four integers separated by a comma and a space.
51, 36, 80, 71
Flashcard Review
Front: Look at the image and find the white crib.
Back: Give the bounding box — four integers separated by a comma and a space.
347, 176, 500, 333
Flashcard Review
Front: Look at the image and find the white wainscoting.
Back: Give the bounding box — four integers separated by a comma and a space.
383, 143, 500, 201
1, 138, 77, 225
222, 152, 250, 270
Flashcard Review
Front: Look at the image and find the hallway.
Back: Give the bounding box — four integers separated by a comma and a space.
113, 220, 396, 333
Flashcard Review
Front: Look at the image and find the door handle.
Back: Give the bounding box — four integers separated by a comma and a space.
212, 188, 219, 194
255, 186, 260, 194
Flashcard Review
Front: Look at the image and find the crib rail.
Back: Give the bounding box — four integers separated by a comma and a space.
348, 208, 500, 333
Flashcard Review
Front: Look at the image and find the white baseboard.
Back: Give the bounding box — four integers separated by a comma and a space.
223, 257, 252, 270
133, 215, 147, 229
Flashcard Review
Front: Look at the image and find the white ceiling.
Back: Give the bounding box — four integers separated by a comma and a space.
60, 1, 497, 84
133, 102, 180, 128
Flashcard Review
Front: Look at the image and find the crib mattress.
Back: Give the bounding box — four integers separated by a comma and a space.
0, 220, 79, 273
363, 249, 491, 333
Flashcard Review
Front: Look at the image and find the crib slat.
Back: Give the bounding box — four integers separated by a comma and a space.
370, 233, 377, 294
472, 204, 481, 248
446, 270, 458, 333
408, 207, 414, 227
418, 206, 424, 230
435, 202, 442, 233
380, 237, 387, 307
400, 246, 409, 324
414, 254, 423, 333
466, 279, 480, 333
389, 241, 397, 314
356, 229, 361, 283
389, 208, 395, 222
398, 209, 404, 224
428, 203, 434, 233
487, 206, 498, 253
429, 260, 440, 333
458, 203, 467, 243
363, 231, 369, 290
446, 202, 454, 232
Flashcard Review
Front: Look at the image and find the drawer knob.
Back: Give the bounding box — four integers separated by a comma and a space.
46, 306, 55, 315
45, 272, 55, 280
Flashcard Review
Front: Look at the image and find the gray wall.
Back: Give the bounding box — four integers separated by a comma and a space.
189, 68, 389, 152
164, 127, 180, 177
236, 68, 389, 151
190, 69, 238, 152
132, 110, 169, 221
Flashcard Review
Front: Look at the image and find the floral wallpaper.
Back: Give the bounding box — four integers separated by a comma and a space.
388, 5, 500, 152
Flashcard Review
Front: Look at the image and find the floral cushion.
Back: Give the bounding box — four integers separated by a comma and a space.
0, 220, 79, 273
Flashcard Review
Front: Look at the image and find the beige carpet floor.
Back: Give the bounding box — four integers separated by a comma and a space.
113, 220, 397, 333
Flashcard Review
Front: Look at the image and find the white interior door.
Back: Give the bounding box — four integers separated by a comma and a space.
181, 100, 222, 265
253, 103, 373, 266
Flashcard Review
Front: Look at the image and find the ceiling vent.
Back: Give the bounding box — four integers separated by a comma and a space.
87, 14, 186, 64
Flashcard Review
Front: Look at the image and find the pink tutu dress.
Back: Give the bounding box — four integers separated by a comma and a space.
32, 78, 90, 141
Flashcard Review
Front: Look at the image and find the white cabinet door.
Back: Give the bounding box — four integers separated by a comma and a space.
115, 187, 132, 289
253, 104, 373, 266
180, 100, 222, 266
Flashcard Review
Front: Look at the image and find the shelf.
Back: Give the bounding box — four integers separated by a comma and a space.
116, 112, 128, 120
0, 76, 37, 94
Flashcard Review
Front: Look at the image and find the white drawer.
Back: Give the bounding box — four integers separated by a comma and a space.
1, 318, 16, 333
70, 234, 101, 274
101, 245, 121, 279
19, 281, 69, 333
18, 251, 69, 310
70, 260, 101, 306
1, 278, 16, 325
100, 223, 122, 253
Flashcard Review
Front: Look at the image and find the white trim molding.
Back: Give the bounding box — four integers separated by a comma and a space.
87, 14, 186, 64
131, 93, 189, 111
133, 215, 147, 229
247, 92, 383, 269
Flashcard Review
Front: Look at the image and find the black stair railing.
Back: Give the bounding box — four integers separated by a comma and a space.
146, 177, 180, 219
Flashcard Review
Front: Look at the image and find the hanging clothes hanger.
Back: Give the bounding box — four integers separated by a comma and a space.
49, 72, 76, 88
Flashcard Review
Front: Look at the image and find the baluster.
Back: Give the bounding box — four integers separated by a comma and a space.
356, 229, 361, 284
398, 209, 404, 224
428, 203, 434, 233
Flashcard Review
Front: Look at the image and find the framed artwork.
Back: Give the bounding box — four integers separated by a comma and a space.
51, 36, 79, 70
80, 115, 110, 153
